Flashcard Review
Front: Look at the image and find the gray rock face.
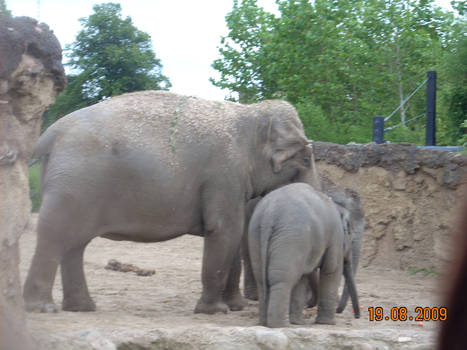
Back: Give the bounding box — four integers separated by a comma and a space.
0, 15, 65, 350
314, 142, 466, 270
313, 142, 466, 188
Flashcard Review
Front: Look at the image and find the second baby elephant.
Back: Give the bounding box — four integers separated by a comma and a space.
248, 183, 359, 327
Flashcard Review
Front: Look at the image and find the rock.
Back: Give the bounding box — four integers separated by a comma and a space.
76, 329, 117, 350
315, 142, 466, 270
0, 14, 65, 350
255, 328, 289, 350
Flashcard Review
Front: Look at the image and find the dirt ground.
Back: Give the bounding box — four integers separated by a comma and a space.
19, 214, 445, 348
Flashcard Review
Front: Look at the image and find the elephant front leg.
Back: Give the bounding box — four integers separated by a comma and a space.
222, 247, 247, 311
194, 200, 244, 314
61, 243, 96, 312
307, 269, 319, 308
243, 197, 261, 301
242, 230, 258, 300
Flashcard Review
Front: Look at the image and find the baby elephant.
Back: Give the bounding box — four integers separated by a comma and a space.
248, 182, 359, 328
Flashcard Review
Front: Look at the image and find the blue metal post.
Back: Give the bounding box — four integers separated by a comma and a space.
425, 71, 436, 146
373, 116, 384, 144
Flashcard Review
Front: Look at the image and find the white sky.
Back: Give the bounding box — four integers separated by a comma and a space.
6, 0, 454, 101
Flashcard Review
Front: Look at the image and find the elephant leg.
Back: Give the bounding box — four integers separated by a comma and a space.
341, 260, 360, 318
266, 236, 305, 328
315, 250, 342, 325
23, 215, 62, 313
337, 237, 361, 313
307, 269, 319, 308
242, 230, 258, 300
257, 278, 267, 326
61, 242, 95, 312
267, 281, 293, 328
194, 198, 244, 314
222, 247, 247, 311
243, 197, 261, 301
290, 275, 309, 325
23, 241, 59, 313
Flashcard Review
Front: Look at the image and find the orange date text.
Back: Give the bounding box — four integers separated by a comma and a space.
368, 306, 447, 321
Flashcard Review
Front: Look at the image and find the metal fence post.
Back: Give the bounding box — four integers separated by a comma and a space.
373, 116, 385, 144
425, 71, 436, 146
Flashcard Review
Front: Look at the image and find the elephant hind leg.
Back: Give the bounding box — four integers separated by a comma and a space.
290, 275, 309, 325
61, 242, 95, 312
315, 250, 342, 325
267, 281, 292, 328
23, 244, 59, 313
23, 217, 62, 313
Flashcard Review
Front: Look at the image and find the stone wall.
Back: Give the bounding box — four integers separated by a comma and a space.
313, 142, 467, 271
0, 15, 65, 350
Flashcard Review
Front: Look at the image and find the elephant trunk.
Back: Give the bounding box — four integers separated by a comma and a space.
337, 232, 362, 312
338, 258, 360, 318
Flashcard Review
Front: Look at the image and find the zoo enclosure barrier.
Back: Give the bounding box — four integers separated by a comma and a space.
372, 71, 438, 146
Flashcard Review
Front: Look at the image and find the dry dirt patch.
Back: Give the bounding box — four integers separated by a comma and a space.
20, 215, 443, 349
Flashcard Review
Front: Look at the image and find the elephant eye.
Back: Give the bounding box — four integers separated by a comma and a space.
303, 156, 311, 167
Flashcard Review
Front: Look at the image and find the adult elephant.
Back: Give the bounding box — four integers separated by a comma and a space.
23, 90, 313, 315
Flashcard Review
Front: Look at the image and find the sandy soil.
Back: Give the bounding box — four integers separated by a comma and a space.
19, 214, 444, 347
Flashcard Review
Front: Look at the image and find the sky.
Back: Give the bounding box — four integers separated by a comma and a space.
6, 0, 454, 102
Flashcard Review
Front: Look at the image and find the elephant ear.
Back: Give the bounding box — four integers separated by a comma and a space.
271, 145, 305, 173
266, 118, 309, 173
337, 205, 351, 237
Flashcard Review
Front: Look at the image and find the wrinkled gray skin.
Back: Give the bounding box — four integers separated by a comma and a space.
243, 175, 365, 314
23, 90, 313, 315
306, 203, 360, 319
248, 183, 357, 327
317, 176, 365, 312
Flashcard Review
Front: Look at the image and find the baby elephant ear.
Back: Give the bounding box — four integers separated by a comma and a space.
337, 205, 351, 236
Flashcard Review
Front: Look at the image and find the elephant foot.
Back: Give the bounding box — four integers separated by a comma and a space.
25, 300, 58, 313
224, 293, 248, 311
194, 299, 228, 314
244, 287, 258, 301
307, 295, 317, 309
267, 319, 288, 328
290, 315, 306, 325
315, 314, 336, 325
62, 297, 96, 312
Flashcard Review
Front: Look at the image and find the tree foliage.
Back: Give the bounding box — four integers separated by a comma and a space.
439, 19, 467, 144
212, 0, 465, 145
0, 0, 11, 16
44, 3, 170, 129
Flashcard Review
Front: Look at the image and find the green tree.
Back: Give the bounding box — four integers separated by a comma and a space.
210, 0, 274, 103
212, 0, 462, 144
0, 0, 11, 16
45, 2, 170, 126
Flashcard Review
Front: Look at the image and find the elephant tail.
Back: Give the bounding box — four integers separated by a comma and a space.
31, 126, 59, 195
32, 125, 59, 161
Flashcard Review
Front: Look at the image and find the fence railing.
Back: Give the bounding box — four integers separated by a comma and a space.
373, 71, 437, 146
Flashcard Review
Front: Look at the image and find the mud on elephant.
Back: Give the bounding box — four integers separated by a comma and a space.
248, 183, 359, 327
23, 91, 315, 315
